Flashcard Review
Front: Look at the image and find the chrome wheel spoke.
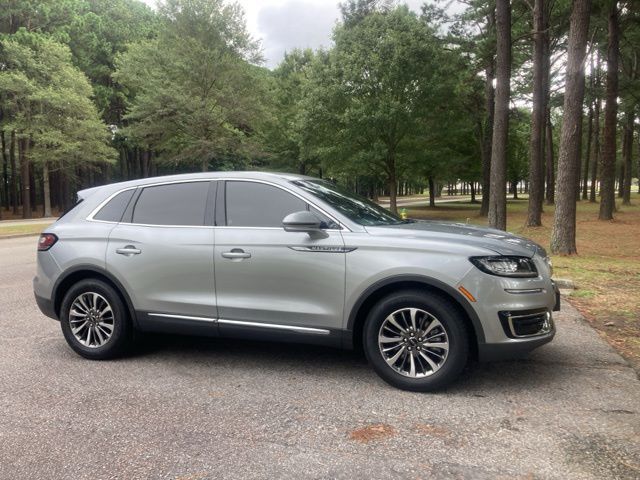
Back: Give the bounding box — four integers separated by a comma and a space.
98, 322, 114, 333
379, 335, 403, 344
385, 314, 407, 334
71, 321, 88, 335
385, 346, 406, 367
423, 342, 449, 351
409, 353, 416, 377
378, 307, 449, 378
423, 318, 444, 337
78, 295, 91, 313
419, 351, 440, 372
409, 308, 418, 331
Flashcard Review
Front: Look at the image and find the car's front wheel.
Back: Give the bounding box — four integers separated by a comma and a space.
363, 290, 469, 392
60, 279, 132, 359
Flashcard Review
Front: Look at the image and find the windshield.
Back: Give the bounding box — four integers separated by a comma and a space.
293, 179, 406, 226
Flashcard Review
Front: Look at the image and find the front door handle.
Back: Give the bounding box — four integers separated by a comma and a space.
116, 245, 142, 256
221, 249, 251, 260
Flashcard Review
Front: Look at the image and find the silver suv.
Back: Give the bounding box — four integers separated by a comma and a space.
34, 172, 559, 391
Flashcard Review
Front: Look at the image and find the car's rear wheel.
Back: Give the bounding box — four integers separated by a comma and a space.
363, 290, 469, 392
60, 279, 132, 359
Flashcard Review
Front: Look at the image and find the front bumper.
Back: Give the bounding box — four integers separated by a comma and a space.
478, 328, 555, 361
459, 257, 559, 361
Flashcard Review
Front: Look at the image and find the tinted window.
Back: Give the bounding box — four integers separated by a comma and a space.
93, 190, 135, 222
293, 180, 404, 226
132, 182, 209, 226
226, 181, 307, 227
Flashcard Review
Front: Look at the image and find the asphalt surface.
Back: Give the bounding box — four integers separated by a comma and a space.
1, 236, 639, 480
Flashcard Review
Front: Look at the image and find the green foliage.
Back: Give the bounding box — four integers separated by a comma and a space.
0, 31, 116, 171
114, 0, 267, 171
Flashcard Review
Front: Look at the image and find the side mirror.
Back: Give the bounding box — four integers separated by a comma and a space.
282, 210, 326, 237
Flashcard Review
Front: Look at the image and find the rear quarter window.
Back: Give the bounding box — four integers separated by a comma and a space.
93, 189, 136, 222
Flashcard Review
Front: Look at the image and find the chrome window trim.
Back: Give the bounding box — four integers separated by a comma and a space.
85, 177, 350, 232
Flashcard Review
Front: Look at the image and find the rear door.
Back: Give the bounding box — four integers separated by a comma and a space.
106, 181, 217, 329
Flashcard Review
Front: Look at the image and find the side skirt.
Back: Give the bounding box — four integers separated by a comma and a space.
136, 311, 344, 348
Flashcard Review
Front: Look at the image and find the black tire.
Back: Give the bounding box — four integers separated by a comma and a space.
60, 278, 132, 360
363, 290, 469, 392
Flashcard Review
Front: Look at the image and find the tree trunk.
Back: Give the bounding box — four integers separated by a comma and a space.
43, 162, 52, 217
590, 76, 601, 202
10, 131, 18, 214
551, 0, 591, 255
488, 0, 511, 231
622, 111, 633, 205
480, 9, 496, 218
480, 68, 495, 217
201, 157, 208, 172
582, 99, 594, 200
19, 137, 31, 219
599, 2, 619, 221
428, 176, 435, 208
545, 112, 555, 204
0, 131, 6, 220
527, 0, 546, 226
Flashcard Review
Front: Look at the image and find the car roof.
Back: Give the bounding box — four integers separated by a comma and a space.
77, 171, 316, 200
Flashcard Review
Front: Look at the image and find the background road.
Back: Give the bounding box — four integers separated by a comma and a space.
1, 236, 639, 479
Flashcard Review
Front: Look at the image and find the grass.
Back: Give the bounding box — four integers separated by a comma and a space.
0, 222, 53, 237
404, 192, 640, 370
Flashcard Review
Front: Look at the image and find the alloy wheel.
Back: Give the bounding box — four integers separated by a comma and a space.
68, 292, 115, 348
378, 307, 449, 378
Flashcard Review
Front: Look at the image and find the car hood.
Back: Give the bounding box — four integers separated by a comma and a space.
364, 220, 546, 258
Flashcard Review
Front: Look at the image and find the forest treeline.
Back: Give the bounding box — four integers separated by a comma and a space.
0, 0, 639, 254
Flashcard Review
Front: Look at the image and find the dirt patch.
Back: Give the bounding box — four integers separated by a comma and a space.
348, 423, 396, 443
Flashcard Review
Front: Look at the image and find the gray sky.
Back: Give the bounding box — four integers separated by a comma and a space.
143, 0, 429, 68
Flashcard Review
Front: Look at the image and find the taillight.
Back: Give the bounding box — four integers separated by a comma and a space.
38, 233, 58, 251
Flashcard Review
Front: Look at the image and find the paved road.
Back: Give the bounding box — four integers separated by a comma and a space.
1, 236, 639, 479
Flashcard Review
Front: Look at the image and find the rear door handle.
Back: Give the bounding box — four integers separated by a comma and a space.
116, 245, 141, 256
221, 249, 251, 259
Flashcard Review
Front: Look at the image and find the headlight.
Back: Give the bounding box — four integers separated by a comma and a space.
470, 256, 538, 278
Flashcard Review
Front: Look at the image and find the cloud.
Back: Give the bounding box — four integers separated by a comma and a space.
256, 1, 341, 67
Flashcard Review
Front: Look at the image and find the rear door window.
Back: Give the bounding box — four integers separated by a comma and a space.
132, 182, 210, 226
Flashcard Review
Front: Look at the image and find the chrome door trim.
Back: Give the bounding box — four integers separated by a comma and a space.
148, 313, 216, 323
217, 318, 330, 335
288, 246, 357, 253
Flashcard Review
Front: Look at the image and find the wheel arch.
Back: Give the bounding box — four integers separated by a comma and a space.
346, 275, 485, 356
53, 265, 137, 327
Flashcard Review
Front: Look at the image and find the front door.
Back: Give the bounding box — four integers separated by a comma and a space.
214, 180, 346, 337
